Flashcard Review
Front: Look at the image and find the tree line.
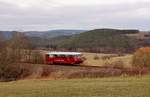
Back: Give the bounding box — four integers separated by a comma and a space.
0, 32, 43, 81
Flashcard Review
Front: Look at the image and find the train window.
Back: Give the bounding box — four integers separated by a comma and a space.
60, 55, 66, 58
49, 54, 54, 58
53, 54, 58, 58
68, 55, 73, 58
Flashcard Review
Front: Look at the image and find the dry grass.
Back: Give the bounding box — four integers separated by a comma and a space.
82, 52, 132, 68
17, 63, 150, 80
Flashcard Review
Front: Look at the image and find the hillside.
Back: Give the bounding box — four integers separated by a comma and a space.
55, 29, 140, 53
29, 35, 71, 48
1, 29, 148, 53
0, 31, 16, 38
0, 29, 86, 39
24, 30, 86, 38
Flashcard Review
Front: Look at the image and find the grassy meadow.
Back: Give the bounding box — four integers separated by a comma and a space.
82, 53, 132, 67
0, 76, 150, 97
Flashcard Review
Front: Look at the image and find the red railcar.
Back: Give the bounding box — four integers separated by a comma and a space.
45, 52, 83, 65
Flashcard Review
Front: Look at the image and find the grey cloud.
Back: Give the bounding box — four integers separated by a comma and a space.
0, 0, 150, 31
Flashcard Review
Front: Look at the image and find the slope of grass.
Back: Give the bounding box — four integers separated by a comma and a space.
82, 53, 132, 67
0, 76, 150, 97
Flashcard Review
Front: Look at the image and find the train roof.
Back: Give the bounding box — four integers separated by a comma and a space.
47, 52, 82, 55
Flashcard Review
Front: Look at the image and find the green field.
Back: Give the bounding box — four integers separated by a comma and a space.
0, 76, 150, 97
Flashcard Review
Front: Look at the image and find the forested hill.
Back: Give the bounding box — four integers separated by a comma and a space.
25, 30, 86, 38
1, 28, 147, 53
55, 29, 140, 53
0, 30, 86, 39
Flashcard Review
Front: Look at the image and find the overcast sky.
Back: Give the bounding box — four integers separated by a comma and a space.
0, 0, 150, 31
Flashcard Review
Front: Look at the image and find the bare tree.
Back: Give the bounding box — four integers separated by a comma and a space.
8, 32, 32, 63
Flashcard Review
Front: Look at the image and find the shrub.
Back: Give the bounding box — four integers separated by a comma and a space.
0, 64, 32, 81
101, 56, 111, 60
93, 55, 100, 60
132, 47, 150, 68
104, 60, 124, 69
0, 32, 35, 81
101, 55, 118, 60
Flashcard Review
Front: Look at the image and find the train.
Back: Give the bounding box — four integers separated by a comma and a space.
45, 52, 84, 65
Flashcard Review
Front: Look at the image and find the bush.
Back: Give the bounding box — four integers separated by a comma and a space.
0, 32, 35, 81
101, 55, 119, 60
93, 55, 100, 60
101, 56, 111, 60
132, 47, 150, 68
0, 64, 32, 81
104, 60, 124, 69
